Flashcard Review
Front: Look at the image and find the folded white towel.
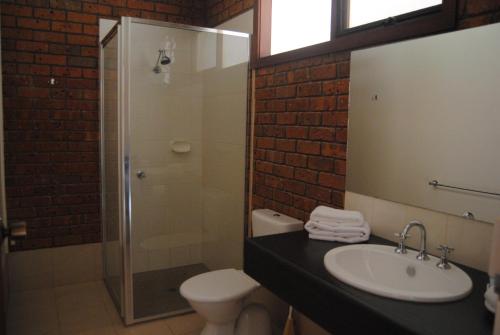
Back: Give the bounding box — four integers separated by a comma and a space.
305, 220, 370, 236
306, 219, 366, 231
305, 220, 371, 243
308, 234, 369, 243
310, 206, 364, 226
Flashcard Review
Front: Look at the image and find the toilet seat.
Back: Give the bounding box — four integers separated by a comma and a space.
180, 269, 259, 303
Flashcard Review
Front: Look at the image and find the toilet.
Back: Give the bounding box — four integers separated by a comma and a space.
180, 209, 303, 335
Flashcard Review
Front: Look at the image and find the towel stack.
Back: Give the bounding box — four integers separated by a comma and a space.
305, 206, 371, 243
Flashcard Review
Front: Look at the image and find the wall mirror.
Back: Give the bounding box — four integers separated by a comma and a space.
347, 22, 500, 224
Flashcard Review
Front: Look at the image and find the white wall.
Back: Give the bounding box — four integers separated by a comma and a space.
196, 7, 254, 272
215, 9, 254, 34
200, 37, 249, 270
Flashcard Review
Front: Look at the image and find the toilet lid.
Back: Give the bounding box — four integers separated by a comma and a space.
180, 269, 260, 303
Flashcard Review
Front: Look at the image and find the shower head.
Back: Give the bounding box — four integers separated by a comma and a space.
153, 49, 171, 73
160, 54, 171, 65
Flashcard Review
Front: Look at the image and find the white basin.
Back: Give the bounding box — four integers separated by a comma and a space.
324, 244, 473, 302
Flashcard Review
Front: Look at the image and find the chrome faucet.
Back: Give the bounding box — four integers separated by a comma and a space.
394, 220, 429, 261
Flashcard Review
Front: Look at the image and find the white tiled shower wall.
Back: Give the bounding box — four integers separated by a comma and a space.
127, 22, 249, 274
200, 36, 249, 271
129, 24, 204, 273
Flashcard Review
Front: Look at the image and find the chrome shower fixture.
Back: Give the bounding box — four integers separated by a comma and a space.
153, 49, 171, 73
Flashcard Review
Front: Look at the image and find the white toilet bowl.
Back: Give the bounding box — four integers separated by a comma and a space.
179, 209, 303, 335
180, 269, 260, 335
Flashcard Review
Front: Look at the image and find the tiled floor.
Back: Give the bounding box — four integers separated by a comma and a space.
7, 281, 205, 335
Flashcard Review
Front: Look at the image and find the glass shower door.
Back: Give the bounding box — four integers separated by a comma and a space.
123, 17, 249, 322
128, 21, 207, 320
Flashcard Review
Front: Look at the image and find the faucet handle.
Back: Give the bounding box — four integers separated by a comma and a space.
437, 244, 454, 254
436, 245, 454, 269
394, 232, 410, 254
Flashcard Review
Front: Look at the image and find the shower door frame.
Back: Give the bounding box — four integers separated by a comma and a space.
100, 22, 125, 320
101, 16, 250, 326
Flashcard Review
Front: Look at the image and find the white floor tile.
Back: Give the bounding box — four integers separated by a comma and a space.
115, 320, 173, 335
7, 280, 206, 335
8, 288, 60, 335
164, 313, 205, 335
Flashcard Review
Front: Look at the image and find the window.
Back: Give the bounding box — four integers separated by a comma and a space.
270, 0, 332, 55
346, 0, 442, 28
253, 0, 457, 67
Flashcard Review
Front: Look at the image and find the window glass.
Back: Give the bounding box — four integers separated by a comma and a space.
348, 0, 443, 28
271, 0, 332, 55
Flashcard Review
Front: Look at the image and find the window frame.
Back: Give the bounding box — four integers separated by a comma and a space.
252, 0, 457, 68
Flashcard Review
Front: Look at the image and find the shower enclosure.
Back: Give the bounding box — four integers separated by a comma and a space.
100, 17, 250, 324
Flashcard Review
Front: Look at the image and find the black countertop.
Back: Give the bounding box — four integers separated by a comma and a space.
244, 231, 494, 335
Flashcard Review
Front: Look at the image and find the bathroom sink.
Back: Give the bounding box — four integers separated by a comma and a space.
324, 244, 473, 302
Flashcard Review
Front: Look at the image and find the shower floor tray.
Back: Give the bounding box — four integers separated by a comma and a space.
133, 263, 209, 319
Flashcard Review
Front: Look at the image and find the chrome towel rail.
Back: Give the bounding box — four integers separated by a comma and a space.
428, 180, 500, 197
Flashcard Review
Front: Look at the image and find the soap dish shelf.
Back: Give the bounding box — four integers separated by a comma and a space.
170, 140, 191, 153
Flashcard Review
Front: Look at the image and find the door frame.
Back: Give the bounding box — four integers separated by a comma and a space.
0, 13, 9, 335
100, 22, 126, 320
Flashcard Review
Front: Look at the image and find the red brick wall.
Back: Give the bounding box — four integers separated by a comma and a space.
206, 0, 254, 27
252, 54, 349, 222
0, 0, 205, 250
457, 0, 500, 28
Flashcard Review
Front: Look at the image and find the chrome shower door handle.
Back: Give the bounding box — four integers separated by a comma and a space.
136, 170, 146, 179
